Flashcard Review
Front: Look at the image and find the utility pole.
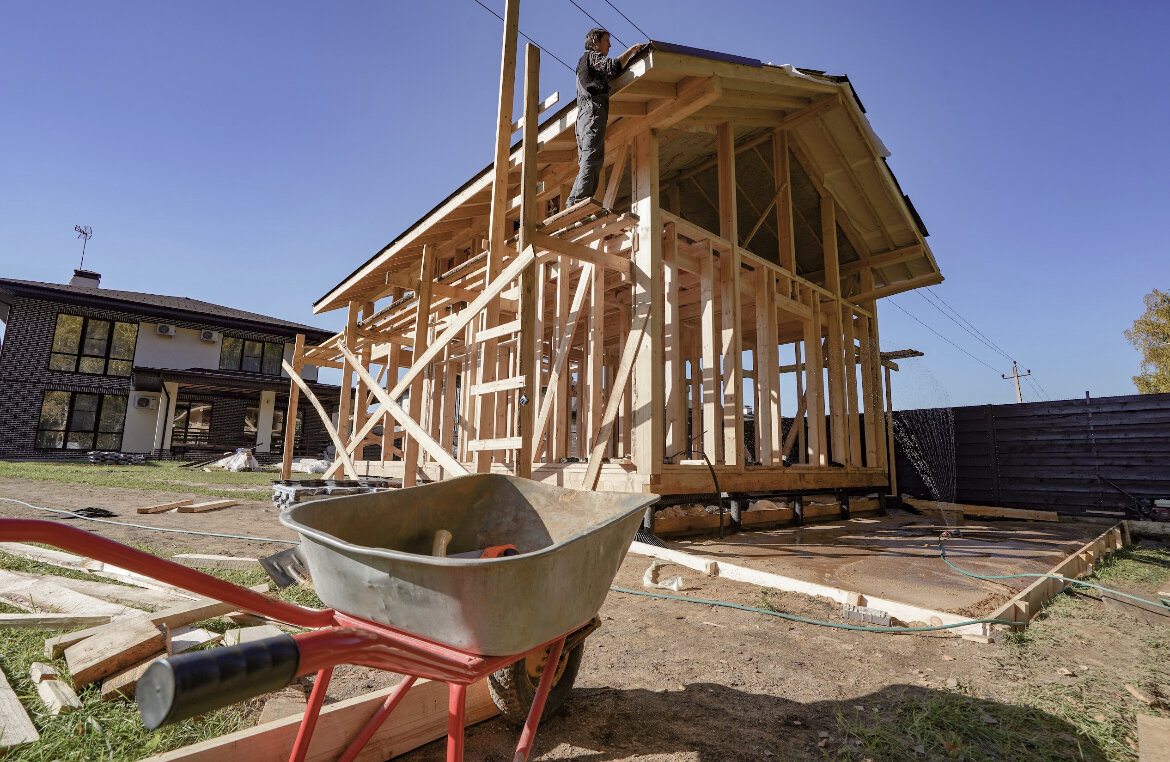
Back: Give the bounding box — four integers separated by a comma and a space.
1002, 361, 1031, 403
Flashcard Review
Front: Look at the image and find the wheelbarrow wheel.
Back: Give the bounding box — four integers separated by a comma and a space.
487, 640, 584, 724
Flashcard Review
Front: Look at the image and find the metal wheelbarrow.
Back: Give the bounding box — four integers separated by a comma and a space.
0, 475, 658, 762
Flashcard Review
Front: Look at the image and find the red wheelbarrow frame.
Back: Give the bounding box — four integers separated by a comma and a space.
0, 519, 573, 762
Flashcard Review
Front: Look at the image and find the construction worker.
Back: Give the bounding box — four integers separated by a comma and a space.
565, 29, 645, 208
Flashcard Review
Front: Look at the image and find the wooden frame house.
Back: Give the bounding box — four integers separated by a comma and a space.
281, 18, 942, 500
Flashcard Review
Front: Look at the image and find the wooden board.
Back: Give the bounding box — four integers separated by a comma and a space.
4, 569, 186, 611
0, 569, 137, 619
0, 542, 198, 598
171, 554, 259, 571
223, 625, 284, 647
0, 667, 39, 747
1139, 713, 1170, 762
740, 507, 795, 527
1, 613, 112, 630
101, 628, 217, 700
177, 500, 238, 513
138, 500, 196, 514
988, 524, 1125, 630
45, 585, 268, 658
30, 663, 82, 715
141, 678, 498, 762
627, 541, 987, 636
64, 615, 166, 689
903, 497, 1059, 523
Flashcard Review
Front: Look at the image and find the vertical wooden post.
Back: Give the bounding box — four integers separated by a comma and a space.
477, 0, 520, 473
336, 301, 360, 455
352, 301, 374, 461
843, 309, 862, 466
663, 223, 683, 460
804, 295, 827, 466
587, 255, 604, 457
793, 338, 805, 462
699, 241, 721, 462
631, 129, 664, 474
821, 198, 847, 464
280, 333, 305, 479
688, 331, 701, 450
381, 289, 404, 461
717, 123, 743, 467
403, 245, 436, 487
773, 129, 796, 275
885, 364, 897, 495
516, 42, 540, 479
754, 269, 774, 465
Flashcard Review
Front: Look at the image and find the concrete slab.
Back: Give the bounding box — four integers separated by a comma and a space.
665, 513, 1107, 615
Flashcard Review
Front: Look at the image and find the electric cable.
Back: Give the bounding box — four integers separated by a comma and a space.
887, 298, 1002, 373
0, 497, 297, 545
916, 290, 1012, 363
919, 289, 1015, 363
470, 0, 576, 73
599, 0, 651, 41
567, 0, 625, 47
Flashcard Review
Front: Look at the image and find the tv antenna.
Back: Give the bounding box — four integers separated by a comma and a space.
73, 225, 93, 269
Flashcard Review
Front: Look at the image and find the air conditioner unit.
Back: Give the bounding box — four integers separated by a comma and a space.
156, 323, 176, 337
135, 396, 159, 411
199, 329, 219, 342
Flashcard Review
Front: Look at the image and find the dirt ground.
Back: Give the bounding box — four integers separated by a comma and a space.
2, 476, 1167, 761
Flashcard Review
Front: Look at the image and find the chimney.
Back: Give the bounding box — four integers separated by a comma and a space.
69, 269, 101, 288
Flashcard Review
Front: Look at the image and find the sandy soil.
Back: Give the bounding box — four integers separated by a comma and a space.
2, 477, 1165, 761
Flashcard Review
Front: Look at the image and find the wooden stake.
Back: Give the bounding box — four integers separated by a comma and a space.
280, 333, 305, 480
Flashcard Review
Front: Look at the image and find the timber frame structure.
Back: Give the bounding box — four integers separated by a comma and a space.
281, 12, 942, 498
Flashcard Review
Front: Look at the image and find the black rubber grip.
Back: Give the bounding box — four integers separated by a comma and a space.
136, 634, 300, 729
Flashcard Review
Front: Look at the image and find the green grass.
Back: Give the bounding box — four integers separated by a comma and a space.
834, 688, 1102, 761
0, 460, 319, 501
1090, 544, 1170, 588
0, 543, 324, 760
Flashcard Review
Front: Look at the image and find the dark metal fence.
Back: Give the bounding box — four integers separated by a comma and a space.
893, 391, 1170, 518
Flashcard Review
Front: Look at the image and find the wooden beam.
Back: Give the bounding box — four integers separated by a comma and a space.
402, 245, 437, 487
699, 241, 721, 462
65, 615, 164, 689
717, 123, 743, 466
283, 360, 357, 479
630, 130, 664, 474
0, 668, 38, 747
581, 311, 650, 490
140, 679, 498, 762
338, 342, 468, 477
516, 43, 541, 478
532, 263, 593, 451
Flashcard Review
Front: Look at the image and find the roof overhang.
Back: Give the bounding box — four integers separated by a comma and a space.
313, 41, 941, 314
132, 367, 340, 397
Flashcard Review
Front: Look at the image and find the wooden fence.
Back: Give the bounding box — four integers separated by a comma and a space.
893, 391, 1170, 518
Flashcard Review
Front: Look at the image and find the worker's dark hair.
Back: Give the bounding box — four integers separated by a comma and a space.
584, 27, 609, 51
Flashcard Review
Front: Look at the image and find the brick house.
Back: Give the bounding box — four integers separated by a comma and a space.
0, 269, 339, 460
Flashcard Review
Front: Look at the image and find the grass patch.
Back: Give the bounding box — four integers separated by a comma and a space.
0, 460, 318, 501
0, 542, 324, 759
0, 626, 261, 761
0, 550, 135, 587
1089, 544, 1170, 589
834, 688, 1102, 761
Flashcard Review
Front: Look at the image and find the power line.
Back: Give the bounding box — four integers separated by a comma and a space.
1029, 373, 1053, 400
887, 298, 1002, 373
567, 0, 626, 47
922, 288, 1015, 362
470, 0, 575, 73
916, 289, 1011, 362
600, 0, 651, 41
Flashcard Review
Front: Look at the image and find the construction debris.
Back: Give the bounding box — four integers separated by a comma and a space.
222, 624, 285, 647
177, 499, 238, 513
29, 662, 82, 715
87, 451, 145, 466
138, 499, 196, 514
64, 616, 167, 689
270, 478, 396, 510
0, 668, 39, 748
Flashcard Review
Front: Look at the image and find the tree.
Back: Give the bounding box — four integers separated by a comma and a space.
1124, 288, 1170, 393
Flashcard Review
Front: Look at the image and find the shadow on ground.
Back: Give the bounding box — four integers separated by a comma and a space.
399, 682, 1106, 761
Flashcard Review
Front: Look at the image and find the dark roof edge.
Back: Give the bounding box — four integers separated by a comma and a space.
0, 280, 334, 342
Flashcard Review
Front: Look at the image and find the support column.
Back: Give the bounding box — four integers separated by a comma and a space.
631, 128, 664, 474
255, 390, 276, 453
717, 123, 743, 467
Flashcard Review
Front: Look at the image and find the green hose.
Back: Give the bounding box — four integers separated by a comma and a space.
609, 586, 1022, 633
937, 534, 1170, 609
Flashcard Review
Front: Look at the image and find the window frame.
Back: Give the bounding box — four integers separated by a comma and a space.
219, 336, 286, 376
35, 390, 128, 451
48, 313, 138, 377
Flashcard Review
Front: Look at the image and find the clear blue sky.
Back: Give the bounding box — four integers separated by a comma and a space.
3, 1, 1167, 410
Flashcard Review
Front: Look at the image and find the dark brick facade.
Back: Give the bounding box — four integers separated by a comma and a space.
0, 295, 336, 460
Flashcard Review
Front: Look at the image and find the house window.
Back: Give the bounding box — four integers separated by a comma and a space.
219, 337, 285, 376
36, 391, 127, 450
48, 314, 138, 377
172, 401, 213, 446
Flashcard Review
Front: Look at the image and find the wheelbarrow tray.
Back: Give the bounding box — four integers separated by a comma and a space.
280, 474, 657, 655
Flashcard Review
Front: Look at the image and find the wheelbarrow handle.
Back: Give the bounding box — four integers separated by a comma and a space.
137, 634, 300, 729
